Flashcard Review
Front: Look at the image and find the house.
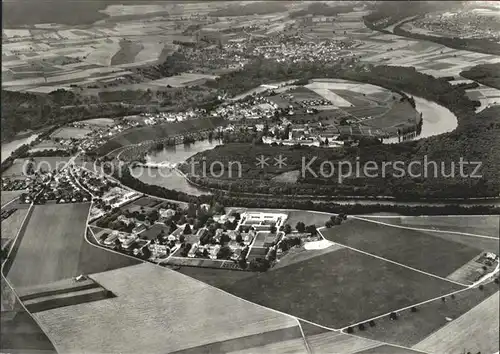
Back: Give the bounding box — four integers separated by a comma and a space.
228, 240, 240, 250
118, 215, 134, 226
132, 223, 147, 235
104, 232, 119, 246
188, 243, 199, 258
159, 208, 176, 219
230, 248, 242, 261
121, 235, 138, 249
208, 244, 221, 260
200, 203, 211, 212
485, 252, 498, 261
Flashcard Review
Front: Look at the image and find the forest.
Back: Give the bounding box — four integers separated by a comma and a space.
116, 165, 500, 216
461, 63, 500, 90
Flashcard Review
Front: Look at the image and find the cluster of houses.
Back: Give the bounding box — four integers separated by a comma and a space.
37, 168, 91, 204
264, 124, 345, 148
185, 211, 289, 265
1, 177, 31, 191
138, 110, 201, 126
414, 10, 500, 41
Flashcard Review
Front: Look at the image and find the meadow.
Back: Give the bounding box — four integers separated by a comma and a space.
223, 248, 463, 329
413, 291, 499, 354
352, 282, 499, 347
364, 215, 499, 238
322, 218, 482, 278
362, 216, 499, 253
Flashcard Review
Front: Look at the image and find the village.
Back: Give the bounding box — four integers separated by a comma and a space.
87, 192, 328, 272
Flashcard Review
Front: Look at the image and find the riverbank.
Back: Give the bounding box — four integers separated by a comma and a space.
1, 134, 40, 164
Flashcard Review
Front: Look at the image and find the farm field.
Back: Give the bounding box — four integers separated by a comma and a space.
1, 306, 57, 353
6, 203, 139, 289
170, 326, 305, 354
148, 73, 219, 88
51, 127, 91, 139
360, 216, 499, 254
271, 242, 344, 271
413, 292, 499, 354
362, 101, 419, 129
356, 344, 425, 354
352, 282, 499, 347
28, 139, 66, 152
175, 266, 256, 288
363, 215, 500, 238
7, 203, 90, 288
34, 263, 298, 354
79, 118, 115, 127
110, 39, 144, 66
1, 190, 25, 207
321, 217, 482, 278
1, 208, 29, 242
97, 117, 226, 154
222, 248, 463, 329
271, 170, 300, 183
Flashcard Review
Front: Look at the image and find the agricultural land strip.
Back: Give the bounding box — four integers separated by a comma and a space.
322, 217, 485, 278
33, 263, 298, 354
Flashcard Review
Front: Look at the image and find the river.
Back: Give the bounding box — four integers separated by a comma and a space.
134, 139, 221, 196
1, 134, 40, 163
383, 94, 458, 144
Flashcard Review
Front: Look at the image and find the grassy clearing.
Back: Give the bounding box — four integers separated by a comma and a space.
34, 263, 297, 354
414, 292, 499, 354
363, 215, 499, 238
322, 218, 481, 278
223, 248, 463, 329
352, 283, 499, 347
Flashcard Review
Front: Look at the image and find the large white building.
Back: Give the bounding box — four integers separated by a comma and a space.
237, 211, 288, 232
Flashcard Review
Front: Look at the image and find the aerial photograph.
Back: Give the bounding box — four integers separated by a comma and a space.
1, 0, 499, 353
